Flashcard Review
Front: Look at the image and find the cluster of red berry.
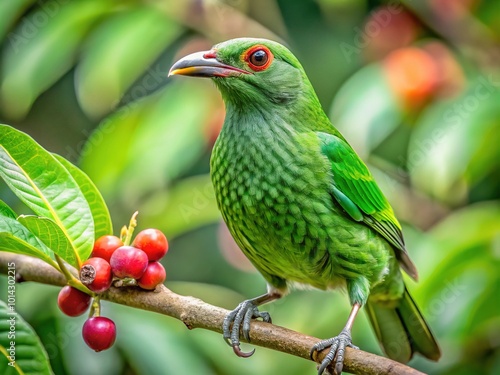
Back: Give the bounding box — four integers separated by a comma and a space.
57, 228, 169, 352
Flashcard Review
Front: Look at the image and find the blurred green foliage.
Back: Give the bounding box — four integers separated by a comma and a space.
0, 0, 499, 374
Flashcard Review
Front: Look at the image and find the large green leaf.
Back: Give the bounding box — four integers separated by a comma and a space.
17, 215, 75, 268
0, 200, 16, 219
0, 300, 53, 375
54, 154, 112, 240
0, 215, 56, 268
76, 6, 182, 118
0, 125, 94, 267
0, 0, 113, 119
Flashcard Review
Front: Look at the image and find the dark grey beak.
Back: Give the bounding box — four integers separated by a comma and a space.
169, 50, 250, 78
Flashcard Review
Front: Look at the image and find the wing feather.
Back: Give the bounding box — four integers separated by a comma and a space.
317, 132, 418, 280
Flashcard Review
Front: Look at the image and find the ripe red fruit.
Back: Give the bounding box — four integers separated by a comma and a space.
82, 317, 116, 352
110, 246, 148, 279
137, 262, 166, 290
91, 235, 123, 263
57, 286, 91, 317
80, 257, 113, 293
133, 229, 169, 261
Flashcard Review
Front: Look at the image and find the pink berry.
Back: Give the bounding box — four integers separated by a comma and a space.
133, 229, 168, 261
137, 262, 166, 290
110, 246, 148, 279
57, 286, 91, 317
82, 317, 116, 352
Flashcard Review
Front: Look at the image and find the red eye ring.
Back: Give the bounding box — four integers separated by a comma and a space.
244, 45, 274, 72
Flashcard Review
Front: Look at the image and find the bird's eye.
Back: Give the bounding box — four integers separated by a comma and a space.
244, 45, 273, 71
250, 50, 268, 67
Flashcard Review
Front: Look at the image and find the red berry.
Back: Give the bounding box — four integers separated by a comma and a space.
133, 229, 168, 261
137, 262, 166, 290
82, 317, 116, 352
80, 258, 113, 293
57, 286, 91, 317
91, 235, 123, 263
110, 246, 148, 279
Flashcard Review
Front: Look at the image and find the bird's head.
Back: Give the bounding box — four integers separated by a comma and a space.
169, 38, 317, 109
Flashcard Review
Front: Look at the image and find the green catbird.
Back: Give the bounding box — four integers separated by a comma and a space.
169, 38, 440, 374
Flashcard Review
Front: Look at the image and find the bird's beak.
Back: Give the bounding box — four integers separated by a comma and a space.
168, 50, 250, 78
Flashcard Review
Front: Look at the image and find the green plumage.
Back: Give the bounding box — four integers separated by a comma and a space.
172, 37, 440, 365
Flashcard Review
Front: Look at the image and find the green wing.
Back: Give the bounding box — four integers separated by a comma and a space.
317, 132, 418, 280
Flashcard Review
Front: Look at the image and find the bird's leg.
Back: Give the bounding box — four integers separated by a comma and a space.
310, 303, 361, 375
223, 292, 281, 357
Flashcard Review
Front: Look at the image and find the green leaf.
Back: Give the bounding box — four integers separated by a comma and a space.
0, 200, 16, 219
0, 0, 113, 119
0, 300, 54, 375
54, 154, 112, 240
76, 6, 182, 118
17, 215, 75, 268
0, 125, 94, 267
0, 215, 56, 268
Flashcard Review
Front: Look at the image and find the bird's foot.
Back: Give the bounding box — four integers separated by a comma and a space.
310, 329, 359, 375
222, 299, 272, 357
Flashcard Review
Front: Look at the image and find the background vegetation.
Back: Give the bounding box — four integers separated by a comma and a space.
0, 0, 499, 374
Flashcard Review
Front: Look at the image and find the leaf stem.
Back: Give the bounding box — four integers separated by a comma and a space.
46, 256, 63, 273
54, 254, 93, 295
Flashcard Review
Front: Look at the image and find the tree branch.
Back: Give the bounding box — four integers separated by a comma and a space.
0, 252, 425, 375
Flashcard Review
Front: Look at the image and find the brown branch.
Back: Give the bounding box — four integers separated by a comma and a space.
0, 252, 425, 375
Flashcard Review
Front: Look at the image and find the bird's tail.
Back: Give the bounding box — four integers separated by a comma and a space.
365, 285, 441, 363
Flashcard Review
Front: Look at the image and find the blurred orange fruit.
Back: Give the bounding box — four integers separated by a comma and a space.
384, 47, 439, 110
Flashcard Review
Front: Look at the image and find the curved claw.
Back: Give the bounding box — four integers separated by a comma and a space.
310, 346, 318, 360
260, 311, 272, 323
232, 344, 255, 358
223, 298, 273, 359
311, 329, 357, 375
